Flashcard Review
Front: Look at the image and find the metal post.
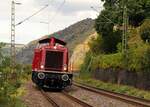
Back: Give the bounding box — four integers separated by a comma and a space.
122, 5, 128, 67
11, 0, 16, 73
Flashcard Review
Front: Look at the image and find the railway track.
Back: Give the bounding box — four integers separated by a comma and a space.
41, 89, 93, 107
74, 82, 150, 107
41, 90, 59, 107
62, 91, 93, 107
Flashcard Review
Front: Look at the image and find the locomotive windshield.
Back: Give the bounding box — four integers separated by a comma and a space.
45, 51, 63, 70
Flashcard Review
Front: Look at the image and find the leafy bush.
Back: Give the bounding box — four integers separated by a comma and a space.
0, 43, 28, 107
139, 19, 150, 43
141, 46, 150, 72
84, 42, 150, 72
80, 52, 93, 73
88, 36, 103, 55
91, 53, 123, 69
128, 44, 150, 72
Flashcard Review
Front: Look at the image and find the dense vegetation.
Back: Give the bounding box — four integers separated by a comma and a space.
139, 19, 150, 43
95, 0, 150, 53
0, 43, 31, 107
80, 0, 150, 90
94, 0, 150, 70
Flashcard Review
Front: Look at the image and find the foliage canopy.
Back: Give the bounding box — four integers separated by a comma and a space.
94, 0, 150, 53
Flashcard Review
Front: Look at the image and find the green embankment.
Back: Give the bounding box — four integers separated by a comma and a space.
78, 21, 150, 99
75, 77, 150, 100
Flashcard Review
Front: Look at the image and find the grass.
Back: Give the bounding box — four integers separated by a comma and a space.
75, 76, 150, 100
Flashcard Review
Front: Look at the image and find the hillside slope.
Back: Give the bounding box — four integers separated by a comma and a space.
70, 32, 97, 71
16, 18, 95, 64
2, 43, 24, 56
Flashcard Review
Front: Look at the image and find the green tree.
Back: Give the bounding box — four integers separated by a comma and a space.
102, 30, 122, 53
95, 0, 150, 53
140, 19, 150, 43
100, 0, 150, 26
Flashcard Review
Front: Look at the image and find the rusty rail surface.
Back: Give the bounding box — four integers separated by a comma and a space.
74, 82, 150, 107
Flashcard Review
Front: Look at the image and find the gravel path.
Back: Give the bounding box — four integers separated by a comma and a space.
21, 81, 53, 107
66, 86, 138, 107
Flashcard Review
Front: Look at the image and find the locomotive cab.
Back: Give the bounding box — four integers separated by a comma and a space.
32, 37, 73, 89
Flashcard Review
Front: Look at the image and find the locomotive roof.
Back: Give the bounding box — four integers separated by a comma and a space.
39, 37, 66, 46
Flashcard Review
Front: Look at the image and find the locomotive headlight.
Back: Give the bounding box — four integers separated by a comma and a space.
37, 72, 45, 79
54, 46, 57, 49
40, 65, 44, 69
62, 74, 69, 81
63, 64, 67, 71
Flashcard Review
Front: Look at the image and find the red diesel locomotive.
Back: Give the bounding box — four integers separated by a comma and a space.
32, 37, 73, 89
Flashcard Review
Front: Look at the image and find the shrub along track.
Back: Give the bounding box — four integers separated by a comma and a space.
40, 89, 92, 107
73, 82, 150, 107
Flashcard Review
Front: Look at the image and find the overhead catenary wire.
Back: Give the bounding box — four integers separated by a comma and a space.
91, 6, 115, 24
38, 0, 66, 34
15, 0, 66, 27
16, 4, 49, 26
45, 0, 66, 34
48, 0, 66, 23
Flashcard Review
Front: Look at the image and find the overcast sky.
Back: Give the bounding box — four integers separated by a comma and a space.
0, 0, 103, 44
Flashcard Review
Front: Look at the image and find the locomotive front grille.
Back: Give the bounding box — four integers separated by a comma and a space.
45, 51, 63, 70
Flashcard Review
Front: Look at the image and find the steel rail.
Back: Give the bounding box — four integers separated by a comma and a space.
41, 90, 60, 107
74, 82, 150, 107
62, 91, 93, 107
41, 89, 92, 107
